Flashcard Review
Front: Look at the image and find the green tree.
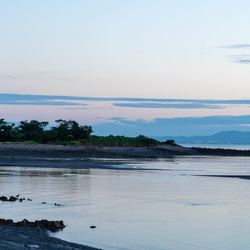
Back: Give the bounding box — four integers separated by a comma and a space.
52, 119, 93, 141
0, 118, 22, 141
78, 125, 93, 139
164, 139, 178, 146
18, 120, 49, 141
52, 119, 72, 141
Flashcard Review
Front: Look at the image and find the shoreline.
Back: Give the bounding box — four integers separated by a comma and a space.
1, 143, 250, 159
0, 224, 100, 250
1, 144, 250, 249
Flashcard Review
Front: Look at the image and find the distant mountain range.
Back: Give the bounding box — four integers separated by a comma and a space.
153, 131, 250, 144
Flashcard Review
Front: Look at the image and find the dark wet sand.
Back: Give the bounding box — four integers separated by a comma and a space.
0, 144, 195, 168
0, 224, 99, 250
1, 144, 250, 164
197, 175, 250, 180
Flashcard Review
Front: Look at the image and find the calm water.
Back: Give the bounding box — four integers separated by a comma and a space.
1, 156, 250, 249
181, 143, 250, 150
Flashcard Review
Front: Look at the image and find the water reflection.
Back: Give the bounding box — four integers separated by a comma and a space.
1, 157, 250, 249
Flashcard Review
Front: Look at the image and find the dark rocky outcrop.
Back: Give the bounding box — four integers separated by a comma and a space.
8, 196, 17, 202
0, 219, 13, 225
34, 219, 65, 232
0, 196, 8, 201
0, 218, 66, 232
0, 195, 31, 202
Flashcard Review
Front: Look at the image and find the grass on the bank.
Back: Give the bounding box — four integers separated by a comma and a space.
50, 135, 178, 147
0, 136, 178, 147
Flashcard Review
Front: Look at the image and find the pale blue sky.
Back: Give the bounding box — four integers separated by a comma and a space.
1, 1, 250, 136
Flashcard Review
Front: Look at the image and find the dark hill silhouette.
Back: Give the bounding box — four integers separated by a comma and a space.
155, 130, 250, 144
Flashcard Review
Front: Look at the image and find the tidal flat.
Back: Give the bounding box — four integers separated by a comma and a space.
1, 144, 250, 249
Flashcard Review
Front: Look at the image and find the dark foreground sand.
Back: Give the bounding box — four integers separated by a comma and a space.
0, 224, 99, 250
1, 144, 250, 249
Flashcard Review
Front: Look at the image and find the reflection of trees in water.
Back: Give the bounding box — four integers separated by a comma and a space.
0, 167, 93, 201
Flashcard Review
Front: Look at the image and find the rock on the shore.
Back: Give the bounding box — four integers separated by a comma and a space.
0, 196, 8, 201
34, 219, 65, 232
0, 195, 31, 202
8, 196, 17, 202
0, 219, 13, 225
0, 218, 65, 232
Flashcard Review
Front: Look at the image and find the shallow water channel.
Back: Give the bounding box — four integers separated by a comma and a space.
1, 156, 250, 249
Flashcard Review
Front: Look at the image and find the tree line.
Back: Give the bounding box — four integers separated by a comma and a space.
0, 118, 177, 146
0, 118, 93, 144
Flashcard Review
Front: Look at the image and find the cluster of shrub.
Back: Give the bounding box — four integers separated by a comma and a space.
88, 135, 159, 147
0, 118, 93, 144
0, 118, 177, 147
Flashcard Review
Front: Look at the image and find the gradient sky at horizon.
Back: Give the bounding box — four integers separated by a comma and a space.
1, 1, 250, 137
